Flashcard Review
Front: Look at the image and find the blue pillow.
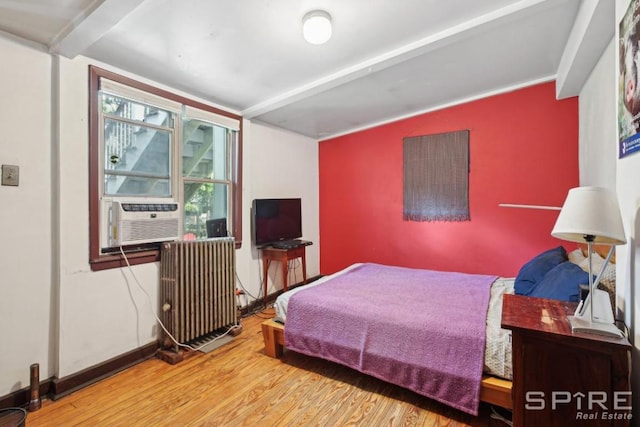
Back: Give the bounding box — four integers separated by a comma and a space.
529, 261, 591, 302
514, 246, 567, 296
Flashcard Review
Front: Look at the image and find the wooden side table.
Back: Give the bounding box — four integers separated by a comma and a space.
261, 245, 308, 305
502, 294, 631, 427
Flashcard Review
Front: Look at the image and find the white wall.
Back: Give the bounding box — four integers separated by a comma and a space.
56, 55, 166, 377
0, 36, 53, 395
0, 35, 320, 395
581, 0, 640, 415
240, 121, 320, 302
578, 39, 617, 189
616, 0, 640, 416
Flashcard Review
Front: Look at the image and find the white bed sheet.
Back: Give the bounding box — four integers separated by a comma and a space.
484, 277, 514, 380
273, 263, 514, 380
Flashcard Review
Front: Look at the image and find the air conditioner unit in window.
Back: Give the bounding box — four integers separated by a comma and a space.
109, 200, 180, 247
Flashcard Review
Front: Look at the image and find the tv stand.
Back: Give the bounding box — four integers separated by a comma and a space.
261, 243, 311, 306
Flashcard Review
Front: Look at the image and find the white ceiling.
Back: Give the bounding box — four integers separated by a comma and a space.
0, 0, 613, 139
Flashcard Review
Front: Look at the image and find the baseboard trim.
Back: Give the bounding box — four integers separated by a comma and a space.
51, 341, 159, 400
0, 342, 157, 408
0, 380, 53, 410
2, 276, 324, 407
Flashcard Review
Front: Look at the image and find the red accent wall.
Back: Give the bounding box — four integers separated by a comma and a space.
319, 82, 579, 277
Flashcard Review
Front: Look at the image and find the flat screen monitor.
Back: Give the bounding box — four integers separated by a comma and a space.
206, 218, 227, 238
253, 198, 302, 246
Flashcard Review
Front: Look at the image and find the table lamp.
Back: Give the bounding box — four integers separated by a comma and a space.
551, 186, 627, 338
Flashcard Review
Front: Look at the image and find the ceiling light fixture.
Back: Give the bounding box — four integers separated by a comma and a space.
302, 10, 332, 45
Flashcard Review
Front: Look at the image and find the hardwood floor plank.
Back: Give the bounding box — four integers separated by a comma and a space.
260, 367, 354, 426
25, 314, 492, 427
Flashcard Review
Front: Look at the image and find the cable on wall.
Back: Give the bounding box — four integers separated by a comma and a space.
118, 246, 241, 352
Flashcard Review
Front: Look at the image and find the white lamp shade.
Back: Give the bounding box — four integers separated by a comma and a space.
551, 186, 626, 245
303, 10, 332, 45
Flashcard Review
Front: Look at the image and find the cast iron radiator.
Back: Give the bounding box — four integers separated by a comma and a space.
159, 238, 237, 351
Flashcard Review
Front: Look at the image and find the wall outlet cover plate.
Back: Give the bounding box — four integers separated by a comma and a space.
2, 165, 19, 186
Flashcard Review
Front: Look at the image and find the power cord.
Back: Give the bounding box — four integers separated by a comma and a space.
490, 406, 513, 426
288, 258, 300, 285
118, 246, 241, 352
235, 271, 259, 301
615, 318, 630, 338
234, 270, 274, 318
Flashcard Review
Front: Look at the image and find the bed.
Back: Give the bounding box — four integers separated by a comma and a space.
260, 248, 616, 416
261, 262, 514, 415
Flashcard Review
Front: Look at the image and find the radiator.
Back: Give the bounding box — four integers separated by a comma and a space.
159, 238, 237, 350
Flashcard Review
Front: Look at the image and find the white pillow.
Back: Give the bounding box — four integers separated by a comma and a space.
577, 251, 615, 282
567, 248, 586, 265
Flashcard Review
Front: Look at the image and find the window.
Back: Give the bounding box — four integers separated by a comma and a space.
89, 66, 243, 270
182, 108, 238, 240
102, 92, 175, 197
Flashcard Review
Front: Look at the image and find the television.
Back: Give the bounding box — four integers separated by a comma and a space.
253, 198, 302, 247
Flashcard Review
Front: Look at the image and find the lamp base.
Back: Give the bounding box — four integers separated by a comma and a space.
567, 315, 623, 339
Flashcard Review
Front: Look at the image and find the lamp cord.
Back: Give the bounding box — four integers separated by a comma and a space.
614, 318, 630, 338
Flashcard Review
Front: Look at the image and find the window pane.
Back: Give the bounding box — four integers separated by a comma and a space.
102, 93, 173, 126
183, 182, 228, 239
104, 117, 172, 196
183, 119, 228, 180
104, 176, 171, 196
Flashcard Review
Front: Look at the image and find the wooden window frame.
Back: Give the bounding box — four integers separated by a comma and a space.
88, 65, 243, 271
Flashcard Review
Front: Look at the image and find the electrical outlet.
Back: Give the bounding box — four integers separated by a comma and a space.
1, 165, 19, 186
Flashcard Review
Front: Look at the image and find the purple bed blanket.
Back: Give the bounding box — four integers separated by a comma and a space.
284, 263, 497, 415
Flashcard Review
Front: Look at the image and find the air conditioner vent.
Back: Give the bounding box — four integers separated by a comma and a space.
120, 203, 179, 212
110, 201, 180, 247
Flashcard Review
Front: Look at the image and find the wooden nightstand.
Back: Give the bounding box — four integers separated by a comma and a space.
502, 294, 631, 427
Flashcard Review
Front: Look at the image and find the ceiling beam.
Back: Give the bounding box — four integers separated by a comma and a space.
555, 0, 614, 99
49, 0, 146, 58
242, 0, 561, 119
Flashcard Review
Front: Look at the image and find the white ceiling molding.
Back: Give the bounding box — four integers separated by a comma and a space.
555, 0, 614, 99
49, 0, 146, 58
0, 28, 49, 52
322, 74, 557, 140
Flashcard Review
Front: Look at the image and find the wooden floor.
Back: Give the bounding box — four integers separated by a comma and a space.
26, 311, 497, 427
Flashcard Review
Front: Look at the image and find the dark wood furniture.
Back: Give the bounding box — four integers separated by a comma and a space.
261, 245, 308, 305
502, 294, 632, 426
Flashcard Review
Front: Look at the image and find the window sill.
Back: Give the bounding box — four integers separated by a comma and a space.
90, 250, 160, 271
89, 239, 242, 271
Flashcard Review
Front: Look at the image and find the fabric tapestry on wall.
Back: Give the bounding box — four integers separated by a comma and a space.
403, 130, 470, 222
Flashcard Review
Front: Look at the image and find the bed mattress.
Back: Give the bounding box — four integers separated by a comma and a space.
273, 263, 514, 380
